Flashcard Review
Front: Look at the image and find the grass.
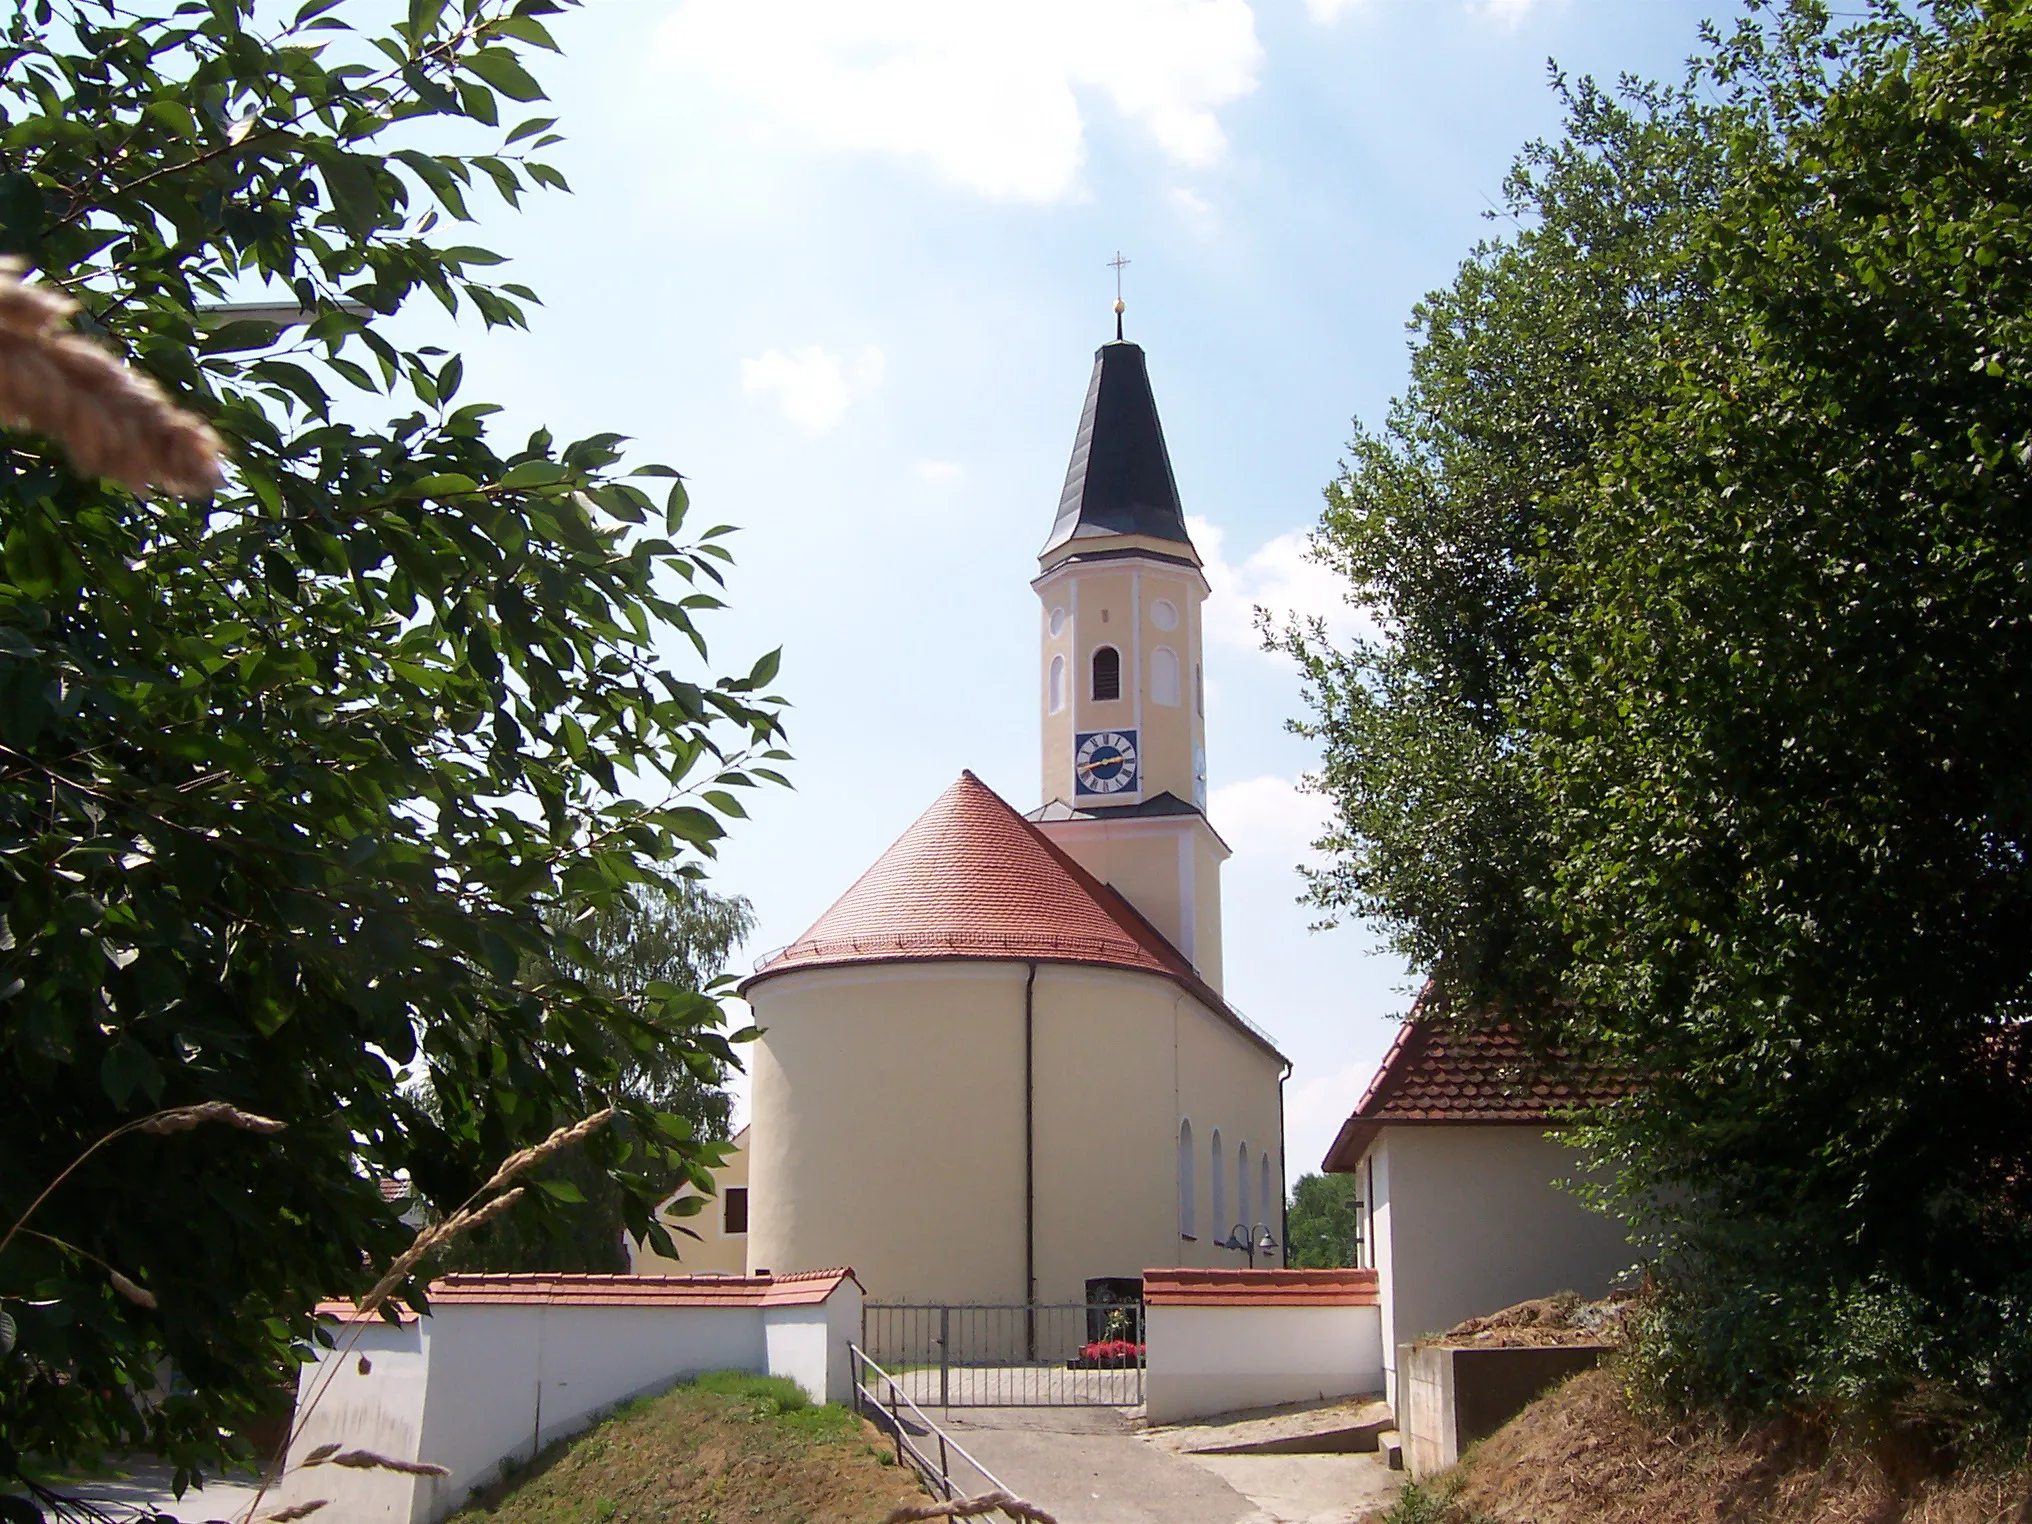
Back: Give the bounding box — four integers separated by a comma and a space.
1374, 1479, 1497, 1524
447, 1371, 927, 1524
1374, 1368, 2032, 1524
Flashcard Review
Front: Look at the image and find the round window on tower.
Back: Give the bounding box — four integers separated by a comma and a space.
1151, 599, 1179, 632
1049, 607, 1067, 638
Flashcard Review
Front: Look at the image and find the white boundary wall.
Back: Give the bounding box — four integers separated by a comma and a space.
273, 1273, 861, 1524
1142, 1273, 1385, 1424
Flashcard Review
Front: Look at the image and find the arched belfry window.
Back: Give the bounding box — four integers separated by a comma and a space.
1151, 646, 1180, 707
1210, 1128, 1227, 1236
1091, 646, 1122, 702
1178, 1120, 1197, 1238
1048, 654, 1066, 714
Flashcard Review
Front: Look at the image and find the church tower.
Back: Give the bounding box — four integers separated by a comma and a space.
676, 311, 1291, 1308
1029, 331, 1231, 992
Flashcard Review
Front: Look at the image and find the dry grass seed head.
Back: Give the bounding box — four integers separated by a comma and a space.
136, 1101, 286, 1136
325, 1450, 450, 1478
0, 256, 224, 496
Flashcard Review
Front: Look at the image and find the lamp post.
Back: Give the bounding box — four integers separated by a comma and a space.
1219, 1223, 1279, 1269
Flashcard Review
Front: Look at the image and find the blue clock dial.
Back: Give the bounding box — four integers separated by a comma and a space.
1074, 729, 1140, 796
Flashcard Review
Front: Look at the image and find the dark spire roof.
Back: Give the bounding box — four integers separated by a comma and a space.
1042, 341, 1194, 558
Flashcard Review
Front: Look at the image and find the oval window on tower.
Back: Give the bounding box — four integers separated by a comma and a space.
1151, 646, 1180, 707
1049, 606, 1067, 638
1049, 655, 1066, 713
1151, 599, 1178, 632
1091, 646, 1122, 702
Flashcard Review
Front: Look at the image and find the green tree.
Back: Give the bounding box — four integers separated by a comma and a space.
436, 882, 757, 1273
1291, 0, 2032, 1435
563, 880, 757, 1125
1284, 1172, 1361, 1271
0, 0, 787, 1499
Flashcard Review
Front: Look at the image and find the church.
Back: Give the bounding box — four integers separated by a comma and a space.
634, 324, 1291, 1309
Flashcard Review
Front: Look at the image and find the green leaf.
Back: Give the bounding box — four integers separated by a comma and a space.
406, 0, 449, 44
497, 459, 570, 490
464, 47, 546, 103
100, 1037, 162, 1109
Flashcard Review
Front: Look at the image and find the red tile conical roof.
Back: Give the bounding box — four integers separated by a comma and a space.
743, 771, 1187, 987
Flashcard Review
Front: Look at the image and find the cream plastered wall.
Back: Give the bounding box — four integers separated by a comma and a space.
1035, 555, 1209, 813
745, 958, 1286, 1307
629, 1125, 750, 1277
1172, 978, 1287, 1261
1035, 814, 1228, 991
747, 961, 1029, 1303
1365, 1126, 1636, 1407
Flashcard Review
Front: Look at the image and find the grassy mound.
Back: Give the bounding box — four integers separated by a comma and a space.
1375, 1368, 2032, 1524
448, 1371, 928, 1524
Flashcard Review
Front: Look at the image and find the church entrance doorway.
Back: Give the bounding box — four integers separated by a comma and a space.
860, 1301, 1146, 1408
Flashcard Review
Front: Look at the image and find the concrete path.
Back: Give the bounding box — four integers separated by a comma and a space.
40, 1458, 270, 1523
941, 1406, 1403, 1524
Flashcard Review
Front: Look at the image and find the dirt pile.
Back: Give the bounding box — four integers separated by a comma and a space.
1378, 1368, 2032, 1524
1437, 1291, 1627, 1349
447, 1371, 927, 1524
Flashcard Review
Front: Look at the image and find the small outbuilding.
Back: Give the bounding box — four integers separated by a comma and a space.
1322, 1019, 1635, 1407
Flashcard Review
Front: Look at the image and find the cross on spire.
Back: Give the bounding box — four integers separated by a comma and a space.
1108, 251, 1130, 340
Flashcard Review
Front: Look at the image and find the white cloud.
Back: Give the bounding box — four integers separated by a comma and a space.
1190, 514, 1373, 654
653, 0, 1264, 203
915, 459, 965, 484
740, 344, 886, 433
1210, 774, 1333, 862
1306, 0, 1541, 28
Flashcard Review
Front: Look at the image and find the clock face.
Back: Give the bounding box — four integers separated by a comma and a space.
1075, 729, 1140, 797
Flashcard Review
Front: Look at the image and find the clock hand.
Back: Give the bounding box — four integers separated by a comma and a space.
1077, 755, 1130, 774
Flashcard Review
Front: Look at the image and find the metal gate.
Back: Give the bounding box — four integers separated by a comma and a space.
861, 1302, 1145, 1407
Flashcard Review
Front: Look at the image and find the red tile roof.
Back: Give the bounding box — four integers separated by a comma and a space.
1321, 1018, 1631, 1172
742, 772, 1284, 1060
315, 1268, 857, 1320
1142, 1267, 1379, 1307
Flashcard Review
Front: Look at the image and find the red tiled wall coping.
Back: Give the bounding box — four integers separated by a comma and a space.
315, 1268, 858, 1321
1143, 1267, 1380, 1307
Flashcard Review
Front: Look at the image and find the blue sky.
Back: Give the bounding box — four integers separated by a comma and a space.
442, 0, 1724, 1180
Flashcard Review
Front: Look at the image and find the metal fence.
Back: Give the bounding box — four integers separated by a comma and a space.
860, 1302, 1145, 1408
851, 1345, 1029, 1520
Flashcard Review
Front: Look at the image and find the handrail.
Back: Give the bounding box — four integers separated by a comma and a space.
849, 1343, 1019, 1518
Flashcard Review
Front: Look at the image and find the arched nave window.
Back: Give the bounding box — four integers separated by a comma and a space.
1210, 1128, 1227, 1236
1177, 1120, 1196, 1239
1151, 646, 1180, 706
1048, 654, 1066, 714
1237, 1142, 1251, 1228
1091, 645, 1122, 702
1261, 1154, 1274, 1229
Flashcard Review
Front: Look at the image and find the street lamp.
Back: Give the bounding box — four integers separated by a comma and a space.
1218, 1222, 1280, 1268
